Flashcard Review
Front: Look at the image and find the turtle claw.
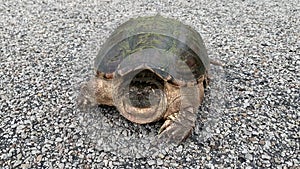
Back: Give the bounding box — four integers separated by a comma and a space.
157, 107, 196, 144
158, 119, 172, 134
158, 121, 193, 144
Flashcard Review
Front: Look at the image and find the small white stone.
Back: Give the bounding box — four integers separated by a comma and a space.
36, 155, 43, 163
13, 160, 22, 168
245, 154, 253, 160
147, 160, 156, 166
262, 154, 271, 160
286, 161, 293, 167
55, 137, 63, 142
108, 161, 113, 168
170, 162, 179, 167
264, 140, 271, 149
16, 125, 26, 133
76, 139, 83, 147
158, 153, 165, 159
176, 145, 183, 152
31, 149, 40, 155
103, 160, 109, 166
242, 149, 248, 154
21, 163, 30, 169
17, 153, 22, 160
157, 159, 163, 166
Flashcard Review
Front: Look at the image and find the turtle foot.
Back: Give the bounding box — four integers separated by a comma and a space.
157, 107, 196, 144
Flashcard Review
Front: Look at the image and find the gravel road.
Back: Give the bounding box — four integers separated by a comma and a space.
0, 0, 299, 168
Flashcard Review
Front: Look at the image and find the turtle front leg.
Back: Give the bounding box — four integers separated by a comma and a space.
158, 106, 197, 144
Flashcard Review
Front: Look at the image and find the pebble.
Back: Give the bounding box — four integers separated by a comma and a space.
17, 153, 22, 160
157, 159, 164, 166
21, 164, 30, 169
36, 155, 43, 163
55, 138, 63, 142
13, 160, 22, 168
147, 160, 156, 166
245, 154, 253, 161
262, 154, 271, 160
170, 162, 179, 167
286, 161, 293, 167
158, 153, 165, 159
16, 125, 26, 133
103, 160, 109, 166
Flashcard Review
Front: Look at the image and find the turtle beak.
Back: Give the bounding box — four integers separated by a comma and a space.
113, 69, 167, 124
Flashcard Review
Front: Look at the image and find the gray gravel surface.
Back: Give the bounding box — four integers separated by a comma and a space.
0, 0, 299, 168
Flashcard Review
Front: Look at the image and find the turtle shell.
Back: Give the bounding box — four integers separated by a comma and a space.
95, 15, 210, 84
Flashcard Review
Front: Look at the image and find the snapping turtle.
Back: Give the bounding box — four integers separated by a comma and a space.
78, 15, 210, 144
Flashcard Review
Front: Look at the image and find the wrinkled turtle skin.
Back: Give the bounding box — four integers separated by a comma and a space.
78, 15, 210, 144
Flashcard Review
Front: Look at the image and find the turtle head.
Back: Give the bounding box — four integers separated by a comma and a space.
77, 77, 114, 109
113, 68, 168, 124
